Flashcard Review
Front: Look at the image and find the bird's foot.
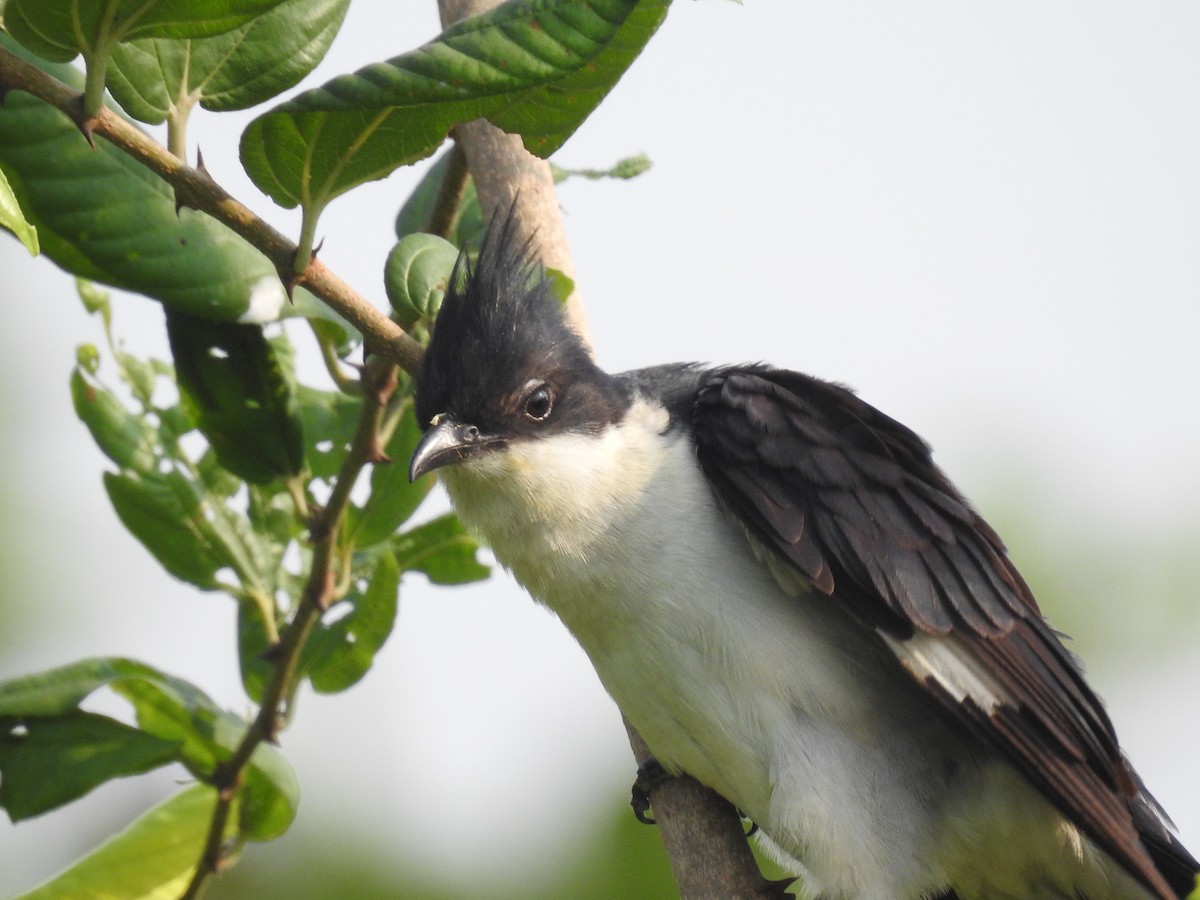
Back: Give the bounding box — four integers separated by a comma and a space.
630, 757, 672, 825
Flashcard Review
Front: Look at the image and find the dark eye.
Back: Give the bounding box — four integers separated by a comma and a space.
522, 383, 554, 422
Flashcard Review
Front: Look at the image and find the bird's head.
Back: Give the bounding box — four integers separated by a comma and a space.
409, 215, 627, 482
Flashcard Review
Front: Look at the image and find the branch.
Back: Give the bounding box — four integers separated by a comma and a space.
435, 3, 775, 897
0, 45, 424, 375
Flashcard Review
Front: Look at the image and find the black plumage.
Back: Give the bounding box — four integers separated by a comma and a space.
416, 214, 628, 442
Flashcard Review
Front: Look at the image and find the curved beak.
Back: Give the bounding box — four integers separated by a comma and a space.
409, 416, 500, 481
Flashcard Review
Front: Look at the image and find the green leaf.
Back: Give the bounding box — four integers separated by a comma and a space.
0, 165, 38, 255
296, 384, 361, 481
103, 469, 230, 590
0, 657, 168, 717
107, 0, 350, 124
237, 735, 297, 840
165, 309, 304, 484
0, 712, 179, 821
394, 147, 471, 240
70, 368, 160, 472
240, 0, 670, 231
383, 233, 459, 329
2, 1, 288, 62
551, 152, 652, 181
3, 0, 290, 117
237, 600, 274, 703
350, 405, 435, 548
393, 513, 490, 585
0, 34, 294, 322
9, 784, 218, 900
395, 149, 486, 249
0, 658, 298, 840
112, 677, 298, 839
110, 678, 225, 777
117, 354, 157, 407
76, 278, 112, 319
303, 553, 401, 694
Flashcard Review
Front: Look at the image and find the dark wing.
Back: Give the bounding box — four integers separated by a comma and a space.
691, 365, 1194, 900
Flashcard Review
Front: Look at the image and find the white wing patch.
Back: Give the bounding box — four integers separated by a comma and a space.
880, 630, 1011, 712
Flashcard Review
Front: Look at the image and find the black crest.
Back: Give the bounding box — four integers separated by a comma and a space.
415, 212, 626, 437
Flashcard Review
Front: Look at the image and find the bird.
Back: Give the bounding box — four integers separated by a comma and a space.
408, 214, 1198, 900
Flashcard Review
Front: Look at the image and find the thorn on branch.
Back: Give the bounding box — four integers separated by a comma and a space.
260, 640, 286, 665
196, 146, 209, 175
279, 259, 303, 302
68, 94, 97, 148
303, 503, 325, 534
263, 712, 284, 745
311, 565, 337, 612
366, 362, 399, 408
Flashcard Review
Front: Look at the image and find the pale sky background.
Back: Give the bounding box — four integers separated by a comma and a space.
1, 2, 1198, 896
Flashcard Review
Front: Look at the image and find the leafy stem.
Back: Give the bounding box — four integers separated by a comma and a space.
180, 355, 400, 900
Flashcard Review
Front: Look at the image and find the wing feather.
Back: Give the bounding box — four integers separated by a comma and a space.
690, 365, 1193, 899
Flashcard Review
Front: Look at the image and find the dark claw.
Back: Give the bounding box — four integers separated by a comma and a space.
630, 757, 671, 825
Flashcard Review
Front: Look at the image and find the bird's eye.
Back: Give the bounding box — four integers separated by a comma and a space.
522, 383, 554, 422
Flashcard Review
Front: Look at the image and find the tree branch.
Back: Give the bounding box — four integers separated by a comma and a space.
0, 45, 424, 375
436, 3, 774, 898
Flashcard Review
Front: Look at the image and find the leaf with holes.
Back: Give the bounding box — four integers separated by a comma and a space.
166, 309, 304, 485
0, 658, 297, 839
302, 552, 401, 694
0, 712, 179, 822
